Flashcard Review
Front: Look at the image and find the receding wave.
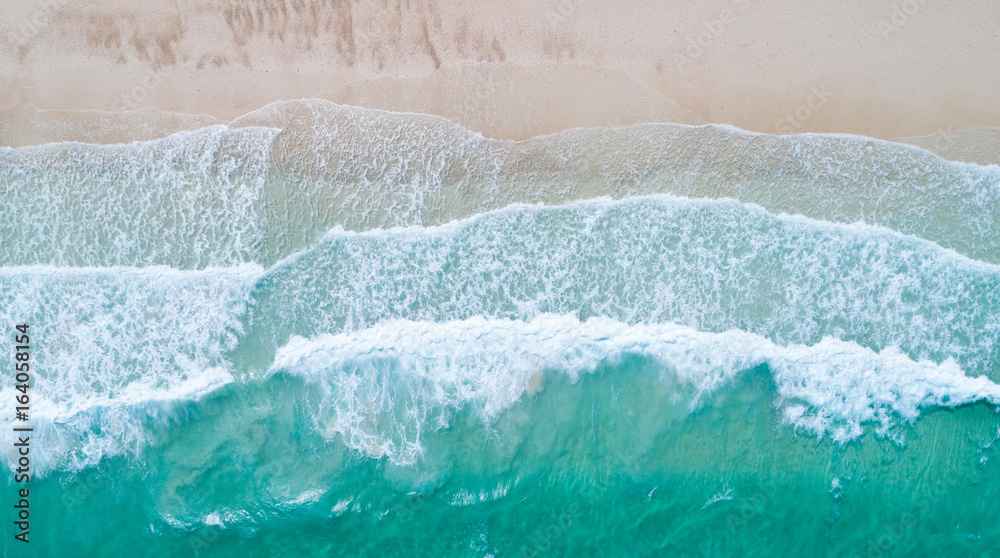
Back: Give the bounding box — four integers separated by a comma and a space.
2, 101, 998, 270
0, 126, 279, 268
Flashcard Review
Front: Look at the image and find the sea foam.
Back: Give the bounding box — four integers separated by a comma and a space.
0, 126, 279, 268
0, 264, 261, 474
270, 314, 1000, 464
244, 194, 1000, 380
3, 102, 998, 270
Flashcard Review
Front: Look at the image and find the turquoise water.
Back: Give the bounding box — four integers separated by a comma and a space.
2, 107, 1000, 556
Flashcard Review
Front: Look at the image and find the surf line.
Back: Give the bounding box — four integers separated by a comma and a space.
12, 323, 32, 544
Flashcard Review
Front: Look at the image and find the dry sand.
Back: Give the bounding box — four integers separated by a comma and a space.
1, 0, 997, 149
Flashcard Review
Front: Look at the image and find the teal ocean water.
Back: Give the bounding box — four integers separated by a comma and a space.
2, 103, 1000, 557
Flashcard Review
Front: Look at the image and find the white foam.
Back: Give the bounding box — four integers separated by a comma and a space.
702, 484, 734, 509
256, 194, 1000, 380
0, 126, 279, 268
0, 264, 262, 474
269, 314, 1000, 464
5, 102, 999, 270
250, 101, 1000, 264
309, 193, 1000, 273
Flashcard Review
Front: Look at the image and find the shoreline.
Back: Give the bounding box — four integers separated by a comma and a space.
3, 96, 997, 168
2, 0, 998, 141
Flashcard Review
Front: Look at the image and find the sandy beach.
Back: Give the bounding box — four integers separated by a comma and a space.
1, 0, 998, 153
